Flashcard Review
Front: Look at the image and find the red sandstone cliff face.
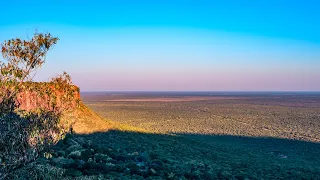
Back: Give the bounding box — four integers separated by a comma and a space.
15, 83, 80, 112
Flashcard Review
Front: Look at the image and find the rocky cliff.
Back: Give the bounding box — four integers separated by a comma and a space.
16, 82, 80, 112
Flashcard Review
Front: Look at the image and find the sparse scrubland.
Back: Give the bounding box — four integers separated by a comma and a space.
79, 93, 320, 179
1, 33, 320, 179
83, 94, 320, 142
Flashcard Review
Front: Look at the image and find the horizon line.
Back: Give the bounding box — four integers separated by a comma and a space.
80, 90, 320, 93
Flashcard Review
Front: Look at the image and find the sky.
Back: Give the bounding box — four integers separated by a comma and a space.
1, 0, 320, 91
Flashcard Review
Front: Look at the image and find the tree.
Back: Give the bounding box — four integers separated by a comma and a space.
0, 32, 59, 101
0, 32, 65, 178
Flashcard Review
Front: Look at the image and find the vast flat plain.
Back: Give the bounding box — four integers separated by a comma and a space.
79, 92, 320, 179
82, 92, 320, 142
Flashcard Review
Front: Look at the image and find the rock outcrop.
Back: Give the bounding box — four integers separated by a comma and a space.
15, 82, 80, 112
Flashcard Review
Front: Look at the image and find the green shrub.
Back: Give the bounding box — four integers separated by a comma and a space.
64, 168, 83, 177
7, 162, 65, 180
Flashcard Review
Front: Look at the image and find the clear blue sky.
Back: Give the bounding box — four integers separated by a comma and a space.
1, 0, 319, 91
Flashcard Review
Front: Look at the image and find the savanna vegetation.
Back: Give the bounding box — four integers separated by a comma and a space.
83, 94, 320, 142
79, 93, 320, 179
1, 32, 320, 179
